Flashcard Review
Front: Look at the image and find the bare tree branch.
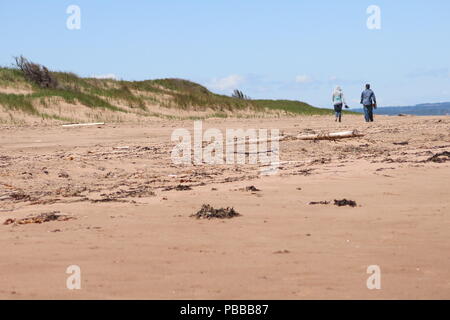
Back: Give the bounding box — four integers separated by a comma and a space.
14, 55, 58, 89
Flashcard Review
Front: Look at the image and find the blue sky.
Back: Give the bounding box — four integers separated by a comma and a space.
1, 0, 449, 107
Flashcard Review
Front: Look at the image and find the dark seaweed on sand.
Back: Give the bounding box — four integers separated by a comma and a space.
191, 204, 241, 220
426, 151, 450, 163
334, 199, 357, 207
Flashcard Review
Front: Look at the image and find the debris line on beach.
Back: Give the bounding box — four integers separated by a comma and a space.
163, 184, 193, 191
309, 201, 330, 205
3, 211, 75, 225
309, 199, 358, 207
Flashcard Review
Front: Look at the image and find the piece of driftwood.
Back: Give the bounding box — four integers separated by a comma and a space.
62, 122, 105, 128
297, 130, 363, 141
227, 136, 287, 147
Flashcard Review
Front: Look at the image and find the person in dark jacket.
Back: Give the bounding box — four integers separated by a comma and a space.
360, 84, 377, 122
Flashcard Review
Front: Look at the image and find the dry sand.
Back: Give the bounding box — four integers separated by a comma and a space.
0, 114, 449, 299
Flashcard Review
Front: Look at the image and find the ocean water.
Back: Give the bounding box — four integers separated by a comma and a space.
350, 102, 450, 116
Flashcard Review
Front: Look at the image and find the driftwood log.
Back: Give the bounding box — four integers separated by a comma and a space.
219, 130, 362, 146
62, 122, 105, 128
297, 130, 364, 141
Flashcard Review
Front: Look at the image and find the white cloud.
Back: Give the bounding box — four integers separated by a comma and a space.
91, 73, 118, 80
295, 75, 313, 84
208, 74, 245, 91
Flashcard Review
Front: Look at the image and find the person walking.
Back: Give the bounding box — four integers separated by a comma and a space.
360, 84, 377, 122
332, 86, 347, 122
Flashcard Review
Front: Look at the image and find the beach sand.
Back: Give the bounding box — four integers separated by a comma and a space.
0, 115, 449, 299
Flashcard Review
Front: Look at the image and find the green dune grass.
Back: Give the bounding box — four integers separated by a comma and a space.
0, 66, 347, 119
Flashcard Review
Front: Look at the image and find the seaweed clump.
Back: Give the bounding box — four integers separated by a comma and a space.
191, 204, 241, 220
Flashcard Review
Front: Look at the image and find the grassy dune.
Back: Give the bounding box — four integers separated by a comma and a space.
254, 99, 333, 115
0, 67, 343, 124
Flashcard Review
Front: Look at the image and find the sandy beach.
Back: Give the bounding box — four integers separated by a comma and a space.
0, 114, 449, 299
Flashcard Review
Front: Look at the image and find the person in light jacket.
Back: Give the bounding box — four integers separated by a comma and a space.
332, 86, 347, 122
